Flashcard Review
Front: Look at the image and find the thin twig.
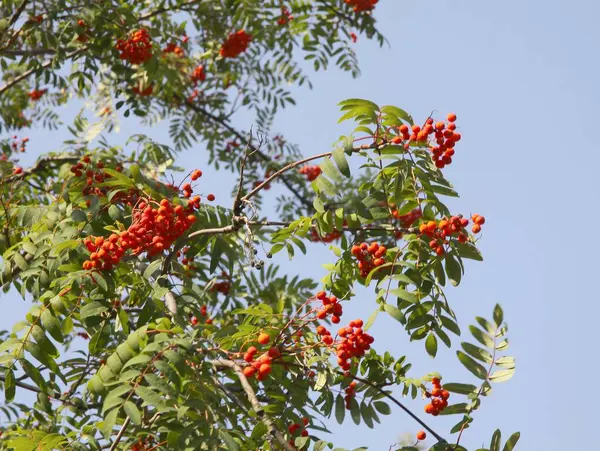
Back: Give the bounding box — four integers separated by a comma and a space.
212, 359, 295, 451
109, 416, 131, 451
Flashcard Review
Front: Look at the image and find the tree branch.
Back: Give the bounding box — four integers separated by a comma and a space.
109, 416, 130, 451
3, 155, 80, 184
212, 359, 295, 451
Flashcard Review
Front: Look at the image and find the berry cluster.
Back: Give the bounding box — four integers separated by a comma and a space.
298, 165, 321, 181
28, 89, 47, 101
116, 29, 153, 65
315, 291, 344, 323
287, 418, 309, 447
351, 242, 387, 278
190, 306, 213, 326
82, 197, 198, 271
424, 377, 450, 416
211, 281, 231, 295
163, 42, 184, 57
70, 157, 133, 206
76, 19, 89, 43
419, 216, 470, 256
310, 228, 341, 243
344, 380, 358, 409
471, 213, 485, 233
392, 113, 461, 169
10, 136, 29, 153
220, 30, 252, 58
242, 339, 281, 382
191, 65, 206, 85
130, 436, 155, 451
132, 85, 153, 96
278, 6, 293, 25
177, 246, 197, 274
391, 206, 422, 228
335, 319, 374, 371
344, 0, 378, 13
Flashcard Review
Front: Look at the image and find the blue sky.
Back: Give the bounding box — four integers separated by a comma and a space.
3, 0, 600, 449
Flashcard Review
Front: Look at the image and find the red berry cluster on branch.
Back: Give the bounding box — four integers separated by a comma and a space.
211, 273, 231, 295
335, 319, 374, 371
419, 216, 469, 256
219, 30, 252, 58
82, 197, 198, 271
116, 29, 153, 65
315, 291, 343, 323
471, 213, 485, 233
424, 377, 450, 416
298, 165, 321, 181
344, 0, 378, 13
391, 206, 422, 227
130, 435, 155, 451
163, 42, 184, 57
28, 88, 47, 101
278, 6, 293, 25
351, 242, 387, 278
287, 418, 309, 447
10, 136, 28, 153
344, 380, 358, 409
191, 65, 206, 85
132, 85, 153, 96
310, 228, 341, 243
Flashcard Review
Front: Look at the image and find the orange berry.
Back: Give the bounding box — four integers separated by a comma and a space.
207, 194, 215, 201
243, 366, 255, 377
447, 113, 457, 122
472, 224, 481, 233
257, 332, 270, 345
416, 431, 426, 441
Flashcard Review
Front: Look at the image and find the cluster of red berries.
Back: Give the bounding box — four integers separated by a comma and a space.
70, 157, 133, 205
176, 246, 197, 275
220, 30, 252, 58
335, 319, 374, 371
242, 335, 280, 381
28, 89, 47, 101
132, 85, 153, 96
190, 306, 213, 326
278, 6, 293, 25
116, 28, 153, 65
130, 435, 155, 451
310, 228, 341, 243
77, 332, 89, 339
287, 418, 309, 447
315, 291, 344, 323
163, 42, 184, 57
298, 165, 321, 181
82, 197, 198, 271
211, 272, 231, 295
424, 377, 450, 416
191, 65, 206, 84
419, 216, 469, 256
391, 206, 422, 228
344, 381, 358, 409
351, 242, 387, 278
392, 113, 461, 169
76, 19, 88, 43
344, 0, 378, 13
471, 214, 485, 233
10, 136, 28, 153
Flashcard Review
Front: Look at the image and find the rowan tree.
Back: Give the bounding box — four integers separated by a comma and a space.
0, 1, 519, 450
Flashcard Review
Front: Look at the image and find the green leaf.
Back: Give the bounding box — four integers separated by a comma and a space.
444, 254, 462, 286
363, 308, 380, 331
4, 368, 15, 402
315, 372, 327, 391
502, 432, 520, 451
80, 301, 108, 319
373, 401, 390, 415
469, 326, 495, 348
143, 259, 162, 279
489, 369, 515, 383
41, 309, 63, 343
439, 403, 469, 415
384, 304, 404, 324
219, 430, 240, 451
123, 401, 141, 425
442, 383, 478, 395
456, 351, 488, 379
490, 429, 501, 451
494, 356, 516, 369
454, 242, 483, 261
493, 304, 504, 328
332, 148, 351, 177
101, 408, 118, 439
425, 333, 438, 358
462, 342, 493, 363
335, 394, 345, 424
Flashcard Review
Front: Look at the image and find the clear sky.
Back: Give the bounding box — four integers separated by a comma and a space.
3, 0, 600, 450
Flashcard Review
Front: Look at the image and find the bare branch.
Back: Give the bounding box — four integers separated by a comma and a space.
212, 359, 295, 451
109, 416, 131, 451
